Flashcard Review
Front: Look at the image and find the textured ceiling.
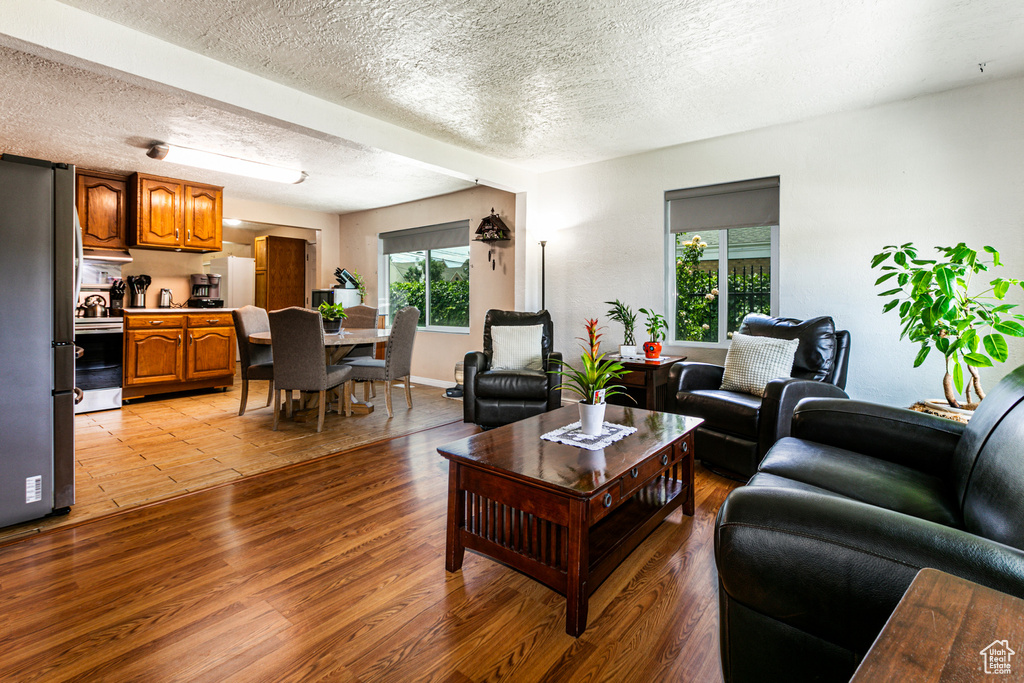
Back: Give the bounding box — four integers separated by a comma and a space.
57, 0, 1024, 171
0, 45, 474, 214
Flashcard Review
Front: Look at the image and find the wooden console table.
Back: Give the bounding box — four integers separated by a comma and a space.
852, 568, 1024, 681
438, 404, 702, 636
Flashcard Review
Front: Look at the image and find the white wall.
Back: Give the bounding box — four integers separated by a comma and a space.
530, 75, 1024, 407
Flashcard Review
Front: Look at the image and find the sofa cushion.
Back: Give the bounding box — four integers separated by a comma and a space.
720, 333, 799, 396
758, 437, 962, 528
675, 389, 762, 438
490, 324, 544, 371
740, 314, 837, 382
476, 369, 549, 400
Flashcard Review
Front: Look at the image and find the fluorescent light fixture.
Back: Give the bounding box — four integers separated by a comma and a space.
147, 143, 307, 184
222, 218, 242, 226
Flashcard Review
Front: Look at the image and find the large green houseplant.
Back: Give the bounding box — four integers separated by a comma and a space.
550, 318, 631, 434
871, 241, 1024, 408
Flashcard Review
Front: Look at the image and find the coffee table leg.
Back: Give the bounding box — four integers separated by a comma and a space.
446, 462, 465, 572
565, 498, 589, 636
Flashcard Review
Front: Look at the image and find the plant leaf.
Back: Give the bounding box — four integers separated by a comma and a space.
913, 345, 930, 367
894, 251, 907, 267
993, 320, 1024, 336
994, 279, 1010, 299
879, 288, 903, 296
964, 352, 993, 368
954, 361, 964, 394
881, 299, 900, 313
874, 272, 897, 286
870, 252, 890, 268
934, 268, 954, 297
983, 333, 1008, 362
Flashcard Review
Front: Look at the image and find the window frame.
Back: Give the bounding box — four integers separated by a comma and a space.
378, 244, 471, 335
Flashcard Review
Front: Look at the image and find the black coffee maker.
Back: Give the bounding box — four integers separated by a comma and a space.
187, 274, 223, 308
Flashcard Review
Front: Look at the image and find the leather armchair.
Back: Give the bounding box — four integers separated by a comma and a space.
464, 310, 562, 428
715, 365, 1024, 682
667, 314, 851, 480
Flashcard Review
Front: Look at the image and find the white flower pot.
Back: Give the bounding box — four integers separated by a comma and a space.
619, 345, 637, 357
579, 401, 607, 435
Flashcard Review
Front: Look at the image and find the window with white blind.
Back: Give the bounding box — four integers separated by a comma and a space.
665, 178, 780, 346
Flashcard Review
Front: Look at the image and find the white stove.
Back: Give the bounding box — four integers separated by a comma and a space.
74, 316, 124, 413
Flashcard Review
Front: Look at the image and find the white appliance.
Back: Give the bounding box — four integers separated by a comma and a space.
208, 256, 255, 309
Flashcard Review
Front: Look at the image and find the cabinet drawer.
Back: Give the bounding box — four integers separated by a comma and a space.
620, 369, 646, 387
187, 313, 232, 328
588, 481, 622, 524
675, 434, 693, 462
126, 315, 184, 329
621, 447, 675, 499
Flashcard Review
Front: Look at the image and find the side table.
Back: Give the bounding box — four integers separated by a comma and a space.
607, 355, 686, 411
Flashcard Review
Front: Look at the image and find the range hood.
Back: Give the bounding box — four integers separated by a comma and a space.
82, 248, 132, 263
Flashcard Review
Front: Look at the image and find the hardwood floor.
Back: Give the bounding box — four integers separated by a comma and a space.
0, 376, 460, 543
0, 420, 738, 682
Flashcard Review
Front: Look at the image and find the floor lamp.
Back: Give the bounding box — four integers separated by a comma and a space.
539, 240, 547, 310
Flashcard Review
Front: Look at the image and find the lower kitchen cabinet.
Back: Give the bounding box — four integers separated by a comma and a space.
123, 312, 235, 399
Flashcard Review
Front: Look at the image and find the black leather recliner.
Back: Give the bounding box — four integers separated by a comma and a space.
463, 310, 562, 428
715, 365, 1024, 682
667, 314, 851, 480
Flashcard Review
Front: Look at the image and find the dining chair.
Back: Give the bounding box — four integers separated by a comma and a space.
231, 305, 275, 416
268, 307, 355, 432
340, 306, 419, 418
343, 304, 379, 399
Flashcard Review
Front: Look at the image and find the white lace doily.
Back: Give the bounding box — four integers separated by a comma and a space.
540, 421, 638, 451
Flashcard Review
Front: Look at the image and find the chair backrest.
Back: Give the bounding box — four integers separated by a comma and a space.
953, 364, 1024, 550
232, 305, 272, 369
343, 304, 378, 329
739, 314, 849, 388
384, 306, 419, 380
268, 307, 327, 391
482, 309, 554, 364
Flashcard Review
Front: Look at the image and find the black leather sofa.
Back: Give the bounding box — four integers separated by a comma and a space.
668, 314, 851, 480
715, 365, 1024, 682
463, 310, 562, 428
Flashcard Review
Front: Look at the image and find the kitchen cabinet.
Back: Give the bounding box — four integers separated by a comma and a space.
128, 173, 223, 252
76, 169, 129, 250
254, 235, 306, 310
123, 312, 235, 398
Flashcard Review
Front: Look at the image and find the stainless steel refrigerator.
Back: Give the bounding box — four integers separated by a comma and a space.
0, 154, 76, 528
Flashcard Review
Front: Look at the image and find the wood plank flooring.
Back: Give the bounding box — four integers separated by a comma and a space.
0, 420, 738, 682
0, 375, 460, 543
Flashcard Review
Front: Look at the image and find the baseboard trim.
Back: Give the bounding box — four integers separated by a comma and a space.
410, 375, 452, 388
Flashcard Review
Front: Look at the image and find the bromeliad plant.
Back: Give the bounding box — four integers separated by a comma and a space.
604, 299, 638, 346
871, 241, 1024, 408
550, 318, 632, 405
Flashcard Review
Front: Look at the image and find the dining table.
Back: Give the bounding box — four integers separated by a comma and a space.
249, 327, 391, 417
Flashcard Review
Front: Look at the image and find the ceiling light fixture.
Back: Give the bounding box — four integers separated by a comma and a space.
223, 218, 242, 226
147, 143, 307, 184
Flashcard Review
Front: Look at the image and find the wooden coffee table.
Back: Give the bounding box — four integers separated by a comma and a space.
438, 404, 702, 636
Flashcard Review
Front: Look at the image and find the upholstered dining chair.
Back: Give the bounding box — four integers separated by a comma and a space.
268, 307, 355, 432
231, 305, 274, 416
339, 306, 419, 418
342, 304, 379, 399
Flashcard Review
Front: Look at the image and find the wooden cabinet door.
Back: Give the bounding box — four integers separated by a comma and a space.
77, 171, 127, 250
125, 329, 183, 386
185, 327, 236, 380
137, 177, 183, 248
184, 184, 222, 251
267, 236, 307, 310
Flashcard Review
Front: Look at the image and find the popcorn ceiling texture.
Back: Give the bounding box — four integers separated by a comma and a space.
0, 45, 473, 213
57, 0, 1024, 171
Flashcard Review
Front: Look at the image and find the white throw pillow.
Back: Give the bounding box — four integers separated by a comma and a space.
720, 332, 799, 396
491, 324, 544, 371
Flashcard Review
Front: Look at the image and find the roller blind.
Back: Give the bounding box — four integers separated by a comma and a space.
667, 177, 779, 233
380, 220, 470, 255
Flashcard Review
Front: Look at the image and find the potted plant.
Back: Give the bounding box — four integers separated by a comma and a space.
639, 308, 668, 359
871, 241, 1024, 410
605, 299, 638, 356
318, 302, 348, 334
550, 318, 631, 434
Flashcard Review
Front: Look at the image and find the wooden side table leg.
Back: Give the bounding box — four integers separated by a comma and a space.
445, 462, 465, 572
683, 436, 695, 516
565, 498, 589, 636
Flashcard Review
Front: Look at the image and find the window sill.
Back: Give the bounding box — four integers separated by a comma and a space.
418, 326, 470, 335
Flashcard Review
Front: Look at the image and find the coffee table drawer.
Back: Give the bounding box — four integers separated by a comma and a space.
620, 446, 674, 498
589, 481, 622, 524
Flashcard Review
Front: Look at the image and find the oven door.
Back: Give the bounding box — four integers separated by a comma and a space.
74, 328, 123, 413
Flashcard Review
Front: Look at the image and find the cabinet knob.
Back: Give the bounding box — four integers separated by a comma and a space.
661, 453, 669, 466
175, 227, 179, 240
630, 467, 639, 478
189, 334, 194, 345
206, 319, 218, 324
603, 492, 613, 508
177, 335, 182, 345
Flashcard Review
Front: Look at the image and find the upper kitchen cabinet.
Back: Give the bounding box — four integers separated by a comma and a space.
128, 173, 223, 252
76, 170, 128, 250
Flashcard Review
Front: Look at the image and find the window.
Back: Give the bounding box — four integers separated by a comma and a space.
665, 178, 779, 345
380, 221, 470, 331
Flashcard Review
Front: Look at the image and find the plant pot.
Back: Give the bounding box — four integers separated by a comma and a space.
578, 401, 607, 436
322, 318, 342, 334
642, 341, 662, 359
619, 345, 637, 357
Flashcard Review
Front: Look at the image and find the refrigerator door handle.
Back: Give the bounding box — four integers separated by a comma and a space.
73, 207, 84, 304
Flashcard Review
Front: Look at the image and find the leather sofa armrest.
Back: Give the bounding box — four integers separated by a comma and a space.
546, 351, 563, 410
757, 379, 848, 457
667, 362, 725, 412
463, 351, 487, 424
791, 398, 966, 477
716, 486, 1024, 655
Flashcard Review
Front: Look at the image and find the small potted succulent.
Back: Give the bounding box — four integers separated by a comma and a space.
605, 299, 638, 356
318, 302, 348, 334
550, 318, 631, 434
639, 308, 668, 359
